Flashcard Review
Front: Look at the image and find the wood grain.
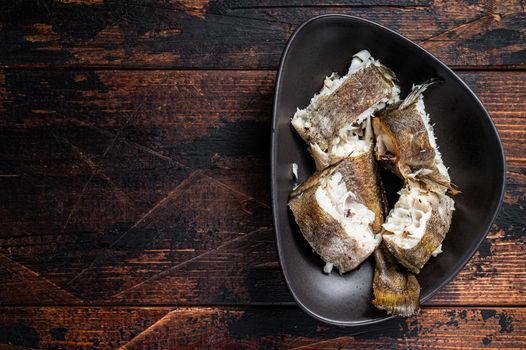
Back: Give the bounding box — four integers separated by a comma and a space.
0, 70, 524, 306
1, 0, 525, 69
0, 306, 524, 349
1, 1, 524, 347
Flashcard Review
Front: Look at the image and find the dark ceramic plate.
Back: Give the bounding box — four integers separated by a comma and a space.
271, 15, 506, 326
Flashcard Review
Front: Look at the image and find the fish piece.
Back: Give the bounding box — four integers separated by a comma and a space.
331, 127, 387, 233
382, 182, 455, 273
373, 81, 458, 193
338, 147, 421, 316
340, 147, 421, 316
291, 138, 422, 312
291, 50, 400, 170
372, 242, 421, 317
289, 162, 381, 274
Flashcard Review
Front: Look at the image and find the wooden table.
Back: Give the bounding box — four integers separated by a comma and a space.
0, 1, 524, 349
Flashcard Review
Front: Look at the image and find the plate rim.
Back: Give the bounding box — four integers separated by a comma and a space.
271, 13, 507, 326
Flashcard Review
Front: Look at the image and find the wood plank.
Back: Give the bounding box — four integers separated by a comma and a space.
0, 307, 169, 349
0, 70, 524, 306
0, 306, 524, 349
0, 254, 82, 305
1, 0, 525, 69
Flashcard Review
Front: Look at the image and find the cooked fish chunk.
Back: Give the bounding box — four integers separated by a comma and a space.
373, 81, 457, 193
338, 148, 422, 316
333, 141, 387, 234
382, 182, 455, 273
372, 242, 421, 317
289, 164, 381, 274
291, 50, 400, 170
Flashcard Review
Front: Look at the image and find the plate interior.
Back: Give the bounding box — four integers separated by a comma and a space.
272, 15, 505, 326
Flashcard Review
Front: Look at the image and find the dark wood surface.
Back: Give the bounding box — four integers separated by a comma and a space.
1, 0, 525, 69
0, 1, 525, 349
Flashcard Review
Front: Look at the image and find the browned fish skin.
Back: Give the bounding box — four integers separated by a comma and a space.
383, 184, 455, 273
374, 106, 446, 181
293, 64, 398, 152
336, 153, 421, 316
348, 152, 422, 317
372, 242, 421, 317
334, 152, 387, 233
372, 83, 456, 193
289, 159, 380, 274
288, 190, 372, 274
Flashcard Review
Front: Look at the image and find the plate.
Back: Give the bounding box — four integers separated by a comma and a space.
271, 14, 506, 326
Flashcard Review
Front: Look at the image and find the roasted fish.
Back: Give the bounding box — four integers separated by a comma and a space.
288, 158, 381, 274
291, 117, 422, 312
372, 242, 421, 316
341, 142, 422, 316
382, 182, 455, 273
331, 120, 387, 233
291, 50, 400, 170
341, 148, 421, 316
347, 146, 422, 316
373, 81, 458, 193
324, 139, 422, 314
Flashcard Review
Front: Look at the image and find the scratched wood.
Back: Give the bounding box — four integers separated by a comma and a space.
0, 70, 524, 306
0, 307, 523, 349
1, 0, 525, 69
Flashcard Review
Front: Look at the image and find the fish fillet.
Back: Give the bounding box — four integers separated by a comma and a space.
288, 160, 381, 274
373, 81, 457, 193
291, 50, 400, 170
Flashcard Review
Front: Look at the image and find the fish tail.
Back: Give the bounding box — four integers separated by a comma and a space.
399, 78, 442, 110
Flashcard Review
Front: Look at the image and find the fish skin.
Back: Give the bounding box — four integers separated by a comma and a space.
288, 158, 381, 274
372, 83, 457, 193
372, 242, 421, 317
292, 140, 422, 314
383, 184, 455, 273
373, 103, 450, 186
335, 151, 387, 233
288, 183, 375, 274
293, 65, 397, 150
292, 62, 399, 166
344, 150, 422, 316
